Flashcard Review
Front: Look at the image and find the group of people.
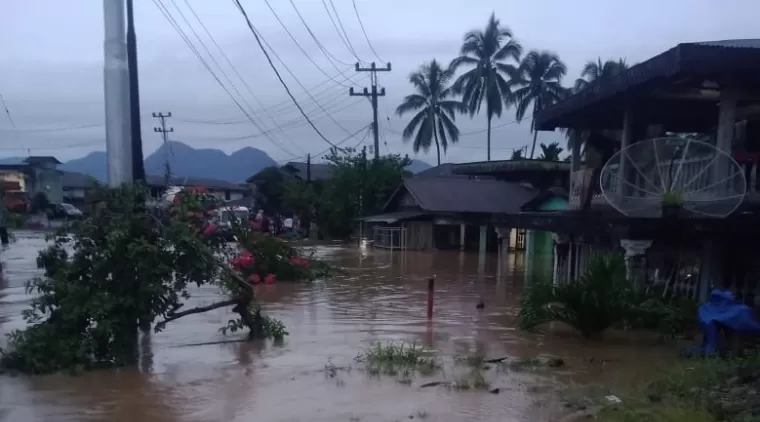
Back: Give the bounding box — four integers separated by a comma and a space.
249, 210, 300, 238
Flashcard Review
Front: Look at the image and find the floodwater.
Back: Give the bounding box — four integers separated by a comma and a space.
0, 231, 683, 422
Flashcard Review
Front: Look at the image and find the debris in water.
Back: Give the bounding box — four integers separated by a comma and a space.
419, 381, 449, 388
476, 298, 485, 310
605, 395, 622, 403
489, 387, 500, 394
484, 357, 507, 363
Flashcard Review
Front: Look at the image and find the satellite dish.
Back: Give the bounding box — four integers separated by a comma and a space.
599, 137, 746, 218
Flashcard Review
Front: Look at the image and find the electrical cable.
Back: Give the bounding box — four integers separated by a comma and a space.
0, 123, 103, 133
288, 0, 354, 67
262, 0, 357, 88
0, 93, 15, 128
179, 0, 307, 148
153, 0, 300, 158
231, 0, 345, 148
351, 0, 385, 63
323, 0, 363, 63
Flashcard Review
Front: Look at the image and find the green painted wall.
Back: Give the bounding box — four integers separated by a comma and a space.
525, 196, 568, 283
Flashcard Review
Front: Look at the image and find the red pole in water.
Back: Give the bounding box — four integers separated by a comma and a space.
427, 277, 434, 319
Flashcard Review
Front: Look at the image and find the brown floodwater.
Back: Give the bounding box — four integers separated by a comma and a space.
0, 231, 685, 422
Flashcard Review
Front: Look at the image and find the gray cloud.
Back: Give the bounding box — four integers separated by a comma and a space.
0, 0, 758, 164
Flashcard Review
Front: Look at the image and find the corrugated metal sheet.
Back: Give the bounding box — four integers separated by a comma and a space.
694, 39, 760, 49
403, 177, 537, 214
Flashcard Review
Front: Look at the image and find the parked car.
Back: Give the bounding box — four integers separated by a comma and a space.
47, 203, 84, 220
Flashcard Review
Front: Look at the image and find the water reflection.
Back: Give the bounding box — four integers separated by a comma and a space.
0, 232, 682, 422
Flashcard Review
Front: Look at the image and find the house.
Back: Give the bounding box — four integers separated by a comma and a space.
144, 175, 249, 202
0, 156, 64, 205
499, 39, 760, 302
362, 176, 537, 263
62, 171, 98, 207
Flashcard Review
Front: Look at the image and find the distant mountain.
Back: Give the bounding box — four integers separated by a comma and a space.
0, 145, 430, 181
406, 159, 432, 173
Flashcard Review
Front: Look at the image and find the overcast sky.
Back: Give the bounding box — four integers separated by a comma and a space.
0, 0, 758, 165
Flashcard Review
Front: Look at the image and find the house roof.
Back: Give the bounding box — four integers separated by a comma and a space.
453, 159, 570, 175
145, 175, 248, 191
535, 39, 760, 131
389, 177, 538, 214
23, 156, 62, 165
414, 163, 458, 178
282, 162, 333, 181
62, 171, 98, 189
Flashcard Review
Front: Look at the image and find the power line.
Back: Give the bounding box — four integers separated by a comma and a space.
262, 0, 356, 88
288, 0, 353, 67
0, 93, 15, 128
178, 0, 306, 149
322, 0, 363, 63
181, 97, 366, 142
0, 123, 103, 133
231, 0, 342, 149
152, 0, 299, 158
275, 123, 371, 164
175, 72, 368, 125
351, 0, 385, 63
0, 140, 104, 151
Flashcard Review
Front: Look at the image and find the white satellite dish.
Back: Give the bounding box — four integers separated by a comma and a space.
599, 137, 746, 218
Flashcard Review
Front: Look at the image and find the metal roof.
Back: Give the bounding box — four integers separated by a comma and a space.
392, 177, 538, 214
535, 39, 760, 131
358, 210, 427, 224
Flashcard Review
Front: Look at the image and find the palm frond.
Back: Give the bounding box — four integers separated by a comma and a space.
401, 109, 428, 141
395, 94, 427, 116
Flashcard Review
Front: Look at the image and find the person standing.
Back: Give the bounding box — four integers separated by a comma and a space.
0, 192, 9, 247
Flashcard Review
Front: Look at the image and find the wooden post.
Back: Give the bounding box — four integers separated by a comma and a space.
427, 277, 435, 319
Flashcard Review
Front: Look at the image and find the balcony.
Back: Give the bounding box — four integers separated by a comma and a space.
569, 152, 760, 213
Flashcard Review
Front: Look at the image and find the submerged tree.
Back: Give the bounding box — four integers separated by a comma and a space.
396, 60, 466, 165
510, 50, 568, 158
449, 13, 522, 161
538, 142, 564, 161
0, 185, 325, 374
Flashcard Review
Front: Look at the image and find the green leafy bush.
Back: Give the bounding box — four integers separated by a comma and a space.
519, 252, 632, 338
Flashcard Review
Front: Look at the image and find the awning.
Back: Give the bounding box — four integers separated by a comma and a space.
358, 211, 427, 224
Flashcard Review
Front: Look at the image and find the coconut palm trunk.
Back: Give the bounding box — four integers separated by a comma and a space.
433, 122, 442, 165
486, 115, 492, 161
529, 100, 540, 159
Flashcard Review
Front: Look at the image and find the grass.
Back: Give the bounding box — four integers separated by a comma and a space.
572, 354, 760, 422
450, 369, 490, 391
355, 342, 440, 377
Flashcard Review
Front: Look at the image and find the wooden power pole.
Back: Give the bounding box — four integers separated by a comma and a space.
349, 62, 391, 161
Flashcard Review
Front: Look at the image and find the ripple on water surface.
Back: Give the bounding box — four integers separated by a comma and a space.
0, 232, 683, 422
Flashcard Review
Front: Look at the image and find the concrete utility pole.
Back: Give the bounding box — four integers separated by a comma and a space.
126, 0, 145, 183
349, 62, 391, 161
103, 0, 133, 187
152, 112, 174, 184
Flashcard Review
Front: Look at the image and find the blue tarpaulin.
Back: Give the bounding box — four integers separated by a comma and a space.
684, 289, 760, 356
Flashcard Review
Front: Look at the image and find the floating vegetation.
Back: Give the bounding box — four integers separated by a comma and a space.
355, 342, 440, 377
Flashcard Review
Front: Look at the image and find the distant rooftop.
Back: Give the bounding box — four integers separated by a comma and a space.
23, 156, 62, 165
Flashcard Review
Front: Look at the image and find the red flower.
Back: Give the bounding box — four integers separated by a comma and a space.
248, 274, 261, 285
191, 186, 208, 194
231, 255, 254, 269
265, 273, 277, 285
290, 256, 310, 269
202, 223, 217, 236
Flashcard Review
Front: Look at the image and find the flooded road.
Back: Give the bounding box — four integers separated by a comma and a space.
0, 231, 682, 421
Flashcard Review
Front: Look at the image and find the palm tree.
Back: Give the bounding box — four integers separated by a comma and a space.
510, 50, 568, 158
396, 60, 466, 165
538, 142, 563, 161
574, 58, 628, 92
449, 13, 522, 161
511, 148, 524, 160
566, 58, 629, 154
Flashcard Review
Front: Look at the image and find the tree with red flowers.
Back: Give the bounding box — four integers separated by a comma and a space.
0, 184, 327, 374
